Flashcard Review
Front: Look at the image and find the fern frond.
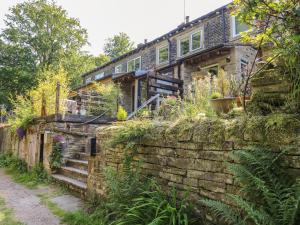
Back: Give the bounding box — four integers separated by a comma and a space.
200, 199, 244, 225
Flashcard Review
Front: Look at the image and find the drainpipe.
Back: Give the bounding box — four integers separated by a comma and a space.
222, 7, 227, 43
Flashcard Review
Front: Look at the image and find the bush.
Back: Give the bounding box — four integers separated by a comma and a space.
116, 106, 127, 121
49, 143, 63, 171
200, 148, 300, 225
211, 92, 222, 99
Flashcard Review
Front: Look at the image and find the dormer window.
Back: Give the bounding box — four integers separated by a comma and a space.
157, 45, 169, 65
178, 29, 204, 57
179, 37, 190, 56
115, 64, 125, 73
95, 72, 104, 80
86, 77, 92, 84
232, 16, 249, 37
127, 57, 141, 72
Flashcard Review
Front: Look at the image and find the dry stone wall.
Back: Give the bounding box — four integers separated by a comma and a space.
89, 115, 300, 224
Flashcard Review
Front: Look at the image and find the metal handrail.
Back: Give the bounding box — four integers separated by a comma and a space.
127, 94, 160, 120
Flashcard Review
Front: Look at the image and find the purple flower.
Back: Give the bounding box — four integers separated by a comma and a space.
53, 135, 65, 143
16, 127, 25, 139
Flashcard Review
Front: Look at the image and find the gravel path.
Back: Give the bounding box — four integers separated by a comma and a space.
0, 169, 61, 225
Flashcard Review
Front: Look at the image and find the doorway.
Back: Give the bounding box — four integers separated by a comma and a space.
39, 134, 44, 163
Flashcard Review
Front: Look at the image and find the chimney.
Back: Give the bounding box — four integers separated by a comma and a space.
185, 16, 190, 23
144, 39, 148, 44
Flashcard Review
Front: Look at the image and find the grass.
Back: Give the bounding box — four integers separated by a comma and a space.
0, 197, 23, 225
0, 153, 50, 189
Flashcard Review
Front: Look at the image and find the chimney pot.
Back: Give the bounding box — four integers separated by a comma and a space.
144, 39, 148, 44
185, 16, 190, 23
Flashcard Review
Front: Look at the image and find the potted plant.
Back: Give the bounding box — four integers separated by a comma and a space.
210, 70, 236, 114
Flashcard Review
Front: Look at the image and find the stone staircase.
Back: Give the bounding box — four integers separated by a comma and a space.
52, 152, 89, 198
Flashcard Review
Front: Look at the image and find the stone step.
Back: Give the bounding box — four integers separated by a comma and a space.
58, 166, 88, 183
65, 158, 88, 171
73, 152, 89, 161
52, 174, 87, 199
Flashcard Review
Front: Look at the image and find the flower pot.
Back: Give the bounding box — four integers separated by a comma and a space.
210, 97, 235, 114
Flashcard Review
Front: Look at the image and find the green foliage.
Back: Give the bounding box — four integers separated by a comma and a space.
233, 0, 300, 109
87, 82, 121, 117
63, 166, 198, 225
211, 92, 222, 99
49, 143, 63, 171
201, 148, 300, 225
8, 96, 34, 131
95, 54, 111, 67
0, 154, 50, 188
117, 106, 127, 121
0, 0, 90, 106
104, 32, 135, 59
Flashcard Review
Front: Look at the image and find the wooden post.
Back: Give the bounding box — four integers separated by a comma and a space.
55, 81, 60, 119
41, 91, 47, 117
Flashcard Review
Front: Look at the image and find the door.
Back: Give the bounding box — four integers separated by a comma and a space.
39, 134, 44, 163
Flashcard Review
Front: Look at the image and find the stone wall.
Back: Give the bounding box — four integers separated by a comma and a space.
0, 119, 104, 171
88, 115, 300, 224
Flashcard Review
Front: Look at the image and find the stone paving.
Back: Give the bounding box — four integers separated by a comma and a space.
0, 169, 83, 225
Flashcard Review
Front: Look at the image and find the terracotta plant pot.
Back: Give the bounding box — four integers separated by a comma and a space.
210, 97, 236, 114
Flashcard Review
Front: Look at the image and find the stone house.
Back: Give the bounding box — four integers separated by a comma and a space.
76, 4, 256, 114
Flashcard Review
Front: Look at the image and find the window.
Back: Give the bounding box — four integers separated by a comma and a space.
232, 16, 249, 37
180, 37, 190, 56
95, 72, 104, 80
127, 57, 141, 72
191, 31, 202, 50
86, 77, 92, 84
178, 29, 203, 57
157, 45, 169, 65
240, 59, 249, 78
203, 65, 219, 77
115, 64, 125, 73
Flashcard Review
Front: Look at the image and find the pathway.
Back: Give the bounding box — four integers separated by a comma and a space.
0, 169, 81, 225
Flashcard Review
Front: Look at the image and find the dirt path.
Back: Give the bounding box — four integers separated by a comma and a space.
0, 169, 61, 225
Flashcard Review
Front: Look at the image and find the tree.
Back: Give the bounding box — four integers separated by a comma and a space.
0, 0, 89, 107
95, 54, 110, 67
103, 32, 135, 59
233, 0, 300, 107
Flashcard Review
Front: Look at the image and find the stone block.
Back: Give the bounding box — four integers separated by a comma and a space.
183, 178, 198, 187
159, 172, 183, 183
167, 157, 194, 169
198, 180, 226, 193
187, 170, 233, 184
192, 159, 225, 173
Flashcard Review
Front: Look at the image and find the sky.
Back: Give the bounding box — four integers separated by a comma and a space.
0, 0, 232, 56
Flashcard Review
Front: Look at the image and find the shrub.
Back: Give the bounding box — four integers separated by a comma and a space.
211, 92, 222, 99
117, 106, 127, 121
200, 148, 300, 225
49, 143, 63, 171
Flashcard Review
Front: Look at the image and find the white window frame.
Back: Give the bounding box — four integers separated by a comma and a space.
127, 56, 141, 72
177, 29, 204, 57
190, 30, 203, 51
232, 16, 249, 37
115, 64, 124, 74
86, 77, 92, 84
156, 44, 169, 65
95, 72, 105, 80
178, 36, 190, 57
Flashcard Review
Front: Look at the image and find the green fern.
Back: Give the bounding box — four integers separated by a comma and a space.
200, 148, 300, 225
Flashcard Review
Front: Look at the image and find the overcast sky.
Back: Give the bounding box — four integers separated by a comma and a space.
0, 0, 232, 56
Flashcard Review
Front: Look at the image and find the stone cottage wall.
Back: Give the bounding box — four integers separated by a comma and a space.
88, 116, 300, 224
